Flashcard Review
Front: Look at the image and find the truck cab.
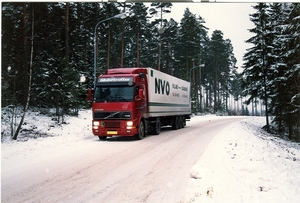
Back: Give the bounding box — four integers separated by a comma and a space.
91, 68, 148, 140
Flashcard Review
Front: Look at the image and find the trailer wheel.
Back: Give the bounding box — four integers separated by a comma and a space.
135, 120, 145, 140
98, 136, 107, 141
172, 116, 179, 130
153, 118, 161, 135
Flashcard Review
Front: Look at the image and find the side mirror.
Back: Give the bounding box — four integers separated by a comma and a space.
139, 73, 146, 78
88, 88, 93, 102
138, 89, 144, 99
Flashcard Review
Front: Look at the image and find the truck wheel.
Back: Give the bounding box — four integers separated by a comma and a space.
178, 116, 183, 129
172, 116, 179, 130
153, 118, 161, 135
180, 116, 184, 128
98, 136, 107, 141
183, 116, 186, 127
135, 121, 145, 140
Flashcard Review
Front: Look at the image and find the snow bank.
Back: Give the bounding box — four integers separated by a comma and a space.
185, 117, 300, 203
1, 109, 92, 160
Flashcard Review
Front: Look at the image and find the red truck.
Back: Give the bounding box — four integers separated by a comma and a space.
89, 67, 191, 140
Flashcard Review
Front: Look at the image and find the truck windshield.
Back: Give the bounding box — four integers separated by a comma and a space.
94, 86, 134, 102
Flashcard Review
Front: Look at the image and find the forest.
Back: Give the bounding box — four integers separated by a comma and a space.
1, 2, 299, 141
242, 3, 300, 140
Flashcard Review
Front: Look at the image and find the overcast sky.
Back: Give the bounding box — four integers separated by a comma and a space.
164, 3, 256, 70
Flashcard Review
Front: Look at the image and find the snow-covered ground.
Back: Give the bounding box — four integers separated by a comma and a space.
2, 109, 300, 202
186, 116, 300, 203
1, 109, 93, 159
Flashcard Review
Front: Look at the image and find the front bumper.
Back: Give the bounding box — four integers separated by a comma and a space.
92, 120, 138, 137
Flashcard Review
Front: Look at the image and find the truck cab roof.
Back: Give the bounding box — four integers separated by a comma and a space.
105, 68, 148, 75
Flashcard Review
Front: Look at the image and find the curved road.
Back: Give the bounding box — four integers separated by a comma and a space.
2, 117, 244, 203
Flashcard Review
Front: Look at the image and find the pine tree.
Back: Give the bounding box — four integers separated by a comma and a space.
242, 3, 271, 131
222, 39, 237, 112
267, 3, 291, 133
283, 3, 300, 139
125, 3, 150, 67
2, 3, 30, 106
160, 18, 179, 75
149, 2, 172, 71
175, 8, 201, 80
12, 3, 35, 140
208, 30, 228, 113
174, 8, 209, 113
2, 3, 21, 107
243, 3, 300, 139
230, 71, 243, 115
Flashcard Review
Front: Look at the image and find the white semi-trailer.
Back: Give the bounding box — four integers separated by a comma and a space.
89, 67, 191, 140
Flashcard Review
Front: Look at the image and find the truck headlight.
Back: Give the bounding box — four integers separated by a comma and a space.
93, 121, 100, 129
126, 121, 133, 129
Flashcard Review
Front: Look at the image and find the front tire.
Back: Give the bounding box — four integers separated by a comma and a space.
135, 120, 145, 140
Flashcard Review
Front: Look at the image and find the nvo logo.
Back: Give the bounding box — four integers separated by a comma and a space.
155, 78, 170, 95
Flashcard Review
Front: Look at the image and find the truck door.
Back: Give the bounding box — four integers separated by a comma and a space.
135, 84, 146, 114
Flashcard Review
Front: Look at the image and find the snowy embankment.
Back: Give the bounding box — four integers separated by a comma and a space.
185, 116, 300, 203
2, 110, 300, 203
1, 109, 93, 160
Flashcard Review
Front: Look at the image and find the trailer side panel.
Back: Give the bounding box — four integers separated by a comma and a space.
147, 68, 191, 117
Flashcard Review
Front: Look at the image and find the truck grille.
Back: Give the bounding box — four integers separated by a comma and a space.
104, 121, 121, 128
94, 111, 131, 120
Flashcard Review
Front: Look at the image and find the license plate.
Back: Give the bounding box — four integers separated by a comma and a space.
107, 131, 117, 135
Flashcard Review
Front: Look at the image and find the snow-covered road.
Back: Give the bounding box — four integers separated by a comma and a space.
2, 110, 300, 203
1, 112, 242, 203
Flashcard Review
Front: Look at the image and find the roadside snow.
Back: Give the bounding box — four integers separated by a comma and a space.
1, 109, 92, 160
185, 116, 300, 203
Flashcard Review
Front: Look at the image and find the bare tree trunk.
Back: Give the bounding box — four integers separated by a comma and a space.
12, 4, 34, 140
166, 42, 170, 74
240, 97, 243, 115
199, 65, 202, 113
65, 3, 69, 67
208, 86, 212, 110
61, 2, 69, 123
195, 70, 199, 112
136, 22, 140, 67
213, 65, 217, 113
226, 94, 228, 113
186, 58, 189, 80
120, 3, 126, 67
255, 99, 258, 116
21, 3, 28, 104
158, 34, 161, 71
252, 100, 254, 116
121, 19, 125, 67
206, 87, 209, 111
107, 25, 111, 69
